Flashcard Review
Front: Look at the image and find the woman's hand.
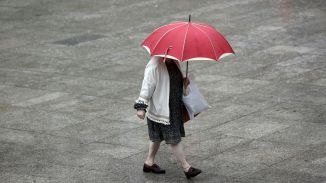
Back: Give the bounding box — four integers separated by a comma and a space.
137, 109, 146, 120
183, 77, 190, 87
183, 77, 190, 96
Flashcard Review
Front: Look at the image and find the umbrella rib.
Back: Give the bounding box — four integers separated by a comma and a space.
195, 23, 233, 53
151, 23, 187, 54
181, 23, 190, 61
193, 23, 215, 30
192, 24, 219, 60
146, 22, 185, 37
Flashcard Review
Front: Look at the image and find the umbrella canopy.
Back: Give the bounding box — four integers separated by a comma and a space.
141, 20, 235, 62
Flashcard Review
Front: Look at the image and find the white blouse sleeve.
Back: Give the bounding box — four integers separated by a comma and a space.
135, 65, 157, 106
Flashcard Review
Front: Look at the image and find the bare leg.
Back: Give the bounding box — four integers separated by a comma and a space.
170, 142, 191, 172
145, 141, 161, 166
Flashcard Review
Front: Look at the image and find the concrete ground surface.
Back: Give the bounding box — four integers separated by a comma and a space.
0, 0, 326, 182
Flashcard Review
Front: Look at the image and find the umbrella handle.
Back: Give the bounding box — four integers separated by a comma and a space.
163, 46, 172, 63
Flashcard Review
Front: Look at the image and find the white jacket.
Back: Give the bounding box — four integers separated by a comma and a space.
135, 56, 184, 125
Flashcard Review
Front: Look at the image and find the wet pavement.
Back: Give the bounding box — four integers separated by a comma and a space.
0, 0, 326, 182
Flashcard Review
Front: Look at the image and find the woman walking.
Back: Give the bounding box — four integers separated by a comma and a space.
133, 56, 202, 179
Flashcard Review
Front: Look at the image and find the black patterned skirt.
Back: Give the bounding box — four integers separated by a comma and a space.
147, 117, 185, 145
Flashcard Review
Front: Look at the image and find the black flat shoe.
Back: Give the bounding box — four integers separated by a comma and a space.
143, 163, 166, 174
184, 166, 202, 179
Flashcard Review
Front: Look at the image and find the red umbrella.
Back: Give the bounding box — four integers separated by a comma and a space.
141, 16, 235, 64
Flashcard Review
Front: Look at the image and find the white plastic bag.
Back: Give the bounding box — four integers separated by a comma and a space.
182, 75, 210, 120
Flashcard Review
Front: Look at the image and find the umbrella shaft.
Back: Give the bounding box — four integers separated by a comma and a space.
186, 62, 188, 78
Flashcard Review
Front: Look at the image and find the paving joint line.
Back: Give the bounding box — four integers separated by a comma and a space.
188, 102, 285, 139
0, 83, 136, 106
0, 67, 140, 87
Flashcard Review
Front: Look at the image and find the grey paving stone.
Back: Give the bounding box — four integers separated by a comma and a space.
205, 114, 295, 140
53, 34, 106, 46
0, 0, 38, 8
0, 50, 22, 62
0, 68, 58, 89
0, 143, 126, 181
199, 75, 270, 95
0, 53, 73, 74
71, 142, 143, 160
10, 43, 110, 60
0, 129, 83, 152
18, 162, 119, 181
13, 92, 68, 107
184, 98, 281, 134
270, 142, 326, 177
60, 153, 125, 173
199, 140, 310, 178
184, 106, 252, 133
192, 59, 266, 77
44, 75, 135, 97
0, 37, 27, 50
0, 107, 89, 133
238, 55, 326, 82
97, 126, 149, 151
0, 85, 49, 105
67, 169, 127, 182
51, 97, 131, 123
0, 6, 18, 21
0, 172, 53, 183
243, 168, 326, 183
313, 74, 326, 87
236, 49, 303, 73
51, 117, 142, 144
183, 134, 250, 157
80, 65, 145, 85
259, 122, 326, 146
0, 142, 38, 171
252, 101, 326, 124
0, 142, 82, 172
242, 82, 326, 105
13, 93, 97, 112
2, 28, 79, 44
261, 45, 316, 56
